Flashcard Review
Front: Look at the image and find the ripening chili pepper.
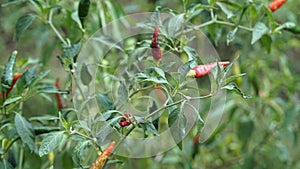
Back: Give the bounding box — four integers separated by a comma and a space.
89, 141, 115, 169
118, 113, 134, 127
268, 0, 286, 12
186, 61, 230, 78
0, 93, 3, 104
150, 25, 162, 61
192, 134, 201, 159
6, 73, 22, 98
55, 78, 67, 110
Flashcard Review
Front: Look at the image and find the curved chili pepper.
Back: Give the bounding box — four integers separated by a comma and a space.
150, 25, 162, 61
268, 0, 286, 12
6, 73, 22, 98
186, 61, 230, 78
55, 78, 67, 110
89, 141, 115, 169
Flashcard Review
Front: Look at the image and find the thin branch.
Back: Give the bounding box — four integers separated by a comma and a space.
48, 9, 68, 47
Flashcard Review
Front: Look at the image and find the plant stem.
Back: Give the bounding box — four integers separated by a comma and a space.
145, 99, 184, 119
18, 148, 24, 169
48, 9, 69, 47
129, 85, 154, 98
70, 129, 97, 143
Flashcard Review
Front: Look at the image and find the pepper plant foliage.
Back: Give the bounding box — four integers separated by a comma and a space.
0, 0, 299, 168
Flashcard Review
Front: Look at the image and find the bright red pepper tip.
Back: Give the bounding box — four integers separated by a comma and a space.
268, 0, 286, 12
6, 73, 22, 98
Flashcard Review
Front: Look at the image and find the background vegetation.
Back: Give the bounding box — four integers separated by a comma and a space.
0, 0, 299, 169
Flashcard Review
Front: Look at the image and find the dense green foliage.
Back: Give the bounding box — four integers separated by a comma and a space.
0, 0, 299, 169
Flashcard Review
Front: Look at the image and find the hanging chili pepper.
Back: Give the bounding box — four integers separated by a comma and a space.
150, 25, 162, 61
186, 61, 230, 78
268, 0, 286, 12
5, 73, 22, 98
118, 113, 134, 127
55, 78, 67, 110
89, 141, 115, 169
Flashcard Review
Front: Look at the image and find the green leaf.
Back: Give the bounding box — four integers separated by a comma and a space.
216, 2, 235, 19
78, 0, 90, 28
0, 159, 14, 169
222, 82, 251, 99
168, 107, 186, 150
97, 94, 115, 111
15, 14, 36, 41
251, 22, 268, 44
117, 82, 128, 104
182, 46, 198, 66
3, 96, 22, 106
63, 42, 81, 60
167, 14, 185, 36
225, 73, 247, 84
144, 122, 159, 136
17, 66, 37, 92
260, 35, 272, 53
1, 51, 17, 90
274, 22, 296, 33
73, 140, 92, 166
136, 67, 168, 84
96, 117, 121, 144
226, 27, 238, 45
80, 63, 92, 86
15, 113, 38, 153
39, 131, 67, 156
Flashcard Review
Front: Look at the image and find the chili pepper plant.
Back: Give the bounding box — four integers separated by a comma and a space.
0, 0, 299, 169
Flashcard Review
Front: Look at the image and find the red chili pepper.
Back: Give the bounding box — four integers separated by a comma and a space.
186, 61, 230, 78
55, 78, 67, 110
6, 73, 22, 98
268, 0, 286, 12
118, 113, 134, 127
0, 93, 3, 104
89, 141, 115, 169
150, 25, 162, 61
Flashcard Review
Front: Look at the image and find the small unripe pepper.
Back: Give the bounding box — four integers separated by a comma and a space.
186, 61, 230, 78
89, 141, 115, 169
150, 25, 162, 61
268, 0, 286, 12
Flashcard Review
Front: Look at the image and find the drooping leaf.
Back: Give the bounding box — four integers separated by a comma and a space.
117, 82, 128, 104
80, 63, 92, 86
222, 82, 251, 99
227, 27, 238, 45
1, 51, 17, 90
97, 94, 115, 111
260, 35, 272, 53
39, 131, 67, 156
15, 113, 38, 153
251, 22, 268, 44
15, 14, 36, 41
216, 2, 235, 19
